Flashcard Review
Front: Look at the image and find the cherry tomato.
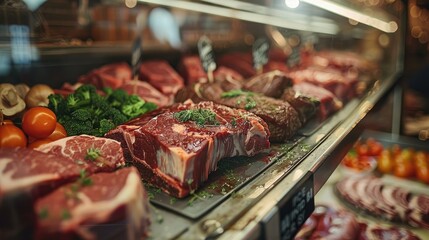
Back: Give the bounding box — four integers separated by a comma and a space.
368, 141, 383, 156
357, 144, 369, 156
394, 162, 414, 178
414, 151, 428, 168
378, 150, 394, 174
0, 124, 27, 148
416, 166, 429, 184
47, 122, 67, 141
1, 120, 14, 125
22, 107, 57, 139
28, 138, 54, 149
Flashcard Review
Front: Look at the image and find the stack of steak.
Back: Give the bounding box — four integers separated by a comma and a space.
0, 136, 151, 239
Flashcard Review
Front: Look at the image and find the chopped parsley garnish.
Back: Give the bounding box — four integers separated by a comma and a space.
85, 147, 101, 161
61, 209, 71, 220
221, 89, 246, 98
174, 109, 219, 127
244, 96, 257, 110
38, 207, 49, 219
221, 90, 257, 110
78, 170, 93, 186
231, 117, 237, 127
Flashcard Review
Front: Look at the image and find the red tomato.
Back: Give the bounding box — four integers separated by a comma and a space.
368, 142, 383, 156
357, 144, 369, 156
0, 124, 27, 148
394, 162, 414, 178
416, 166, 429, 184
28, 138, 54, 149
22, 107, 57, 139
414, 151, 428, 168
47, 122, 67, 141
378, 149, 394, 174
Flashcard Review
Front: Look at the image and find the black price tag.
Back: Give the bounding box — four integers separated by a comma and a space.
131, 36, 142, 79
278, 171, 314, 240
198, 35, 217, 73
252, 38, 269, 71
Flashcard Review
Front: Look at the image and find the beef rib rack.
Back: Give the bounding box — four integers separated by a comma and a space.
106, 101, 270, 198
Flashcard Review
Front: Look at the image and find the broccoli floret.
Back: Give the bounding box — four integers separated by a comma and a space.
102, 87, 113, 97
98, 119, 116, 135
71, 108, 92, 121
48, 94, 66, 115
103, 108, 128, 125
107, 89, 128, 108
74, 84, 97, 98
62, 120, 94, 136
121, 95, 157, 119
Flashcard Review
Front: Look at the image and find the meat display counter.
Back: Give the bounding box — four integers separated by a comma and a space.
0, 0, 405, 239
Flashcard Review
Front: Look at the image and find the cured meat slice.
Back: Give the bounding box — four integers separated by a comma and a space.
121, 80, 172, 107
336, 175, 429, 229
106, 101, 270, 198
0, 148, 85, 239
292, 82, 342, 120
35, 135, 126, 174
359, 222, 421, 240
78, 62, 132, 89
139, 60, 184, 96
34, 167, 150, 240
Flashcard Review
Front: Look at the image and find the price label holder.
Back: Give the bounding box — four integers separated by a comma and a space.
252, 38, 270, 74
198, 35, 217, 82
131, 36, 142, 79
260, 171, 314, 240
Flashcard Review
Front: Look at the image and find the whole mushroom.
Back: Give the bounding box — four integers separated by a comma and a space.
0, 84, 26, 117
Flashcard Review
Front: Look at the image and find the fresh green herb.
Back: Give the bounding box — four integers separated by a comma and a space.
61, 209, 71, 220
38, 207, 49, 219
80, 177, 93, 187
221, 89, 246, 98
187, 190, 214, 206
244, 96, 257, 110
85, 148, 101, 161
169, 197, 177, 205
147, 192, 155, 200
174, 109, 219, 127
222, 90, 257, 110
231, 117, 237, 127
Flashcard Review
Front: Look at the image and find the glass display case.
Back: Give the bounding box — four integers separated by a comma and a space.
0, 0, 406, 239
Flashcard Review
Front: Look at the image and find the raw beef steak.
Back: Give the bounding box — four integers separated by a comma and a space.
0, 148, 85, 239
34, 167, 150, 240
106, 101, 270, 198
139, 60, 184, 96
35, 135, 126, 174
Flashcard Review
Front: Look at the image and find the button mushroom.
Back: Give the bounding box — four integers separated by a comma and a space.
0, 83, 26, 117
25, 84, 54, 108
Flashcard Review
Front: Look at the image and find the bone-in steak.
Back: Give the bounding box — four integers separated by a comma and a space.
106, 101, 270, 198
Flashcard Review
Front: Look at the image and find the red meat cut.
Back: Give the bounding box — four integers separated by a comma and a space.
121, 80, 172, 107
35, 135, 126, 174
0, 148, 87, 239
291, 82, 342, 120
139, 60, 185, 96
288, 66, 359, 102
34, 167, 150, 240
78, 62, 132, 89
106, 101, 270, 198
